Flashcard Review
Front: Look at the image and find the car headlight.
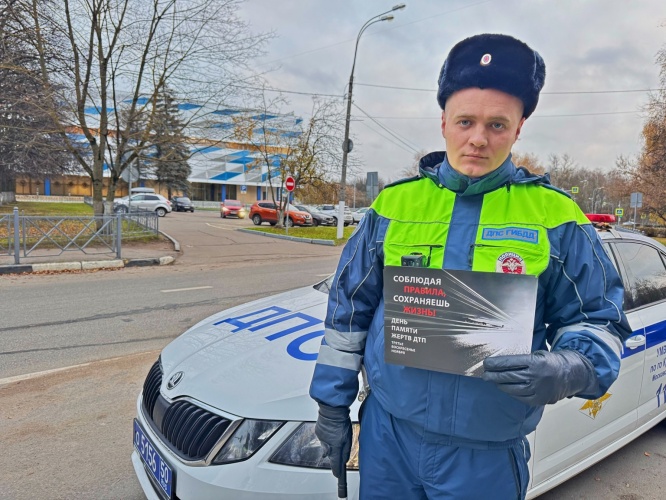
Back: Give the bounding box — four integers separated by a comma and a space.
212, 419, 284, 464
269, 422, 359, 470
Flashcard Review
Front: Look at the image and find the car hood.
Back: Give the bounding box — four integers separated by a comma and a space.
159, 284, 357, 421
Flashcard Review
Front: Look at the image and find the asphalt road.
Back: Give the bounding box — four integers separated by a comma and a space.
0, 211, 341, 379
1, 210, 665, 499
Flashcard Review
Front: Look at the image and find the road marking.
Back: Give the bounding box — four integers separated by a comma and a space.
0, 350, 161, 386
205, 223, 235, 231
161, 286, 213, 293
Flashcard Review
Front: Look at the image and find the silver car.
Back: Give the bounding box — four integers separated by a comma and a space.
351, 207, 369, 224
316, 204, 353, 226
114, 193, 172, 217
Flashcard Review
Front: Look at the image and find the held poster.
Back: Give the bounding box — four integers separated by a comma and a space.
383, 266, 538, 377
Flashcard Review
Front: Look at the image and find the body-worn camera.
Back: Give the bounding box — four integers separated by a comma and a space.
401, 253, 425, 267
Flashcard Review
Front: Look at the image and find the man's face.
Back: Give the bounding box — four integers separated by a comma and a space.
441, 88, 526, 178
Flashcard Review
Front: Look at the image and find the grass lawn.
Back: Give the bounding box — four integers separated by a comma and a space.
247, 225, 356, 244
0, 201, 158, 246
655, 237, 666, 246
0, 202, 93, 216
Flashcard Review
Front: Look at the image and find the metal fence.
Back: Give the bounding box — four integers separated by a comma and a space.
0, 208, 158, 264
0, 214, 10, 255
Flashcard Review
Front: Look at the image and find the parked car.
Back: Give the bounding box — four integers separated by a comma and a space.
171, 196, 195, 212
316, 204, 353, 226
131, 218, 666, 500
131, 187, 156, 194
293, 204, 335, 227
248, 202, 312, 227
114, 193, 171, 217
351, 207, 370, 224
220, 200, 247, 219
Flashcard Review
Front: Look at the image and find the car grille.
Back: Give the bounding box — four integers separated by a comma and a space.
142, 359, 162, 420
142, 359, 232, 461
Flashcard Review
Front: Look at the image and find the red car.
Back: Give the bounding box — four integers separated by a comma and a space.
220, 200, 247, 218
248, 202, 313, 227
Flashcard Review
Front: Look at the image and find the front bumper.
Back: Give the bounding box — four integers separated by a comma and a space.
222, 210, 246, 218
132, 394, 359, 500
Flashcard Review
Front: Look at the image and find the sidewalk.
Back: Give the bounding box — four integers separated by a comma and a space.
0, 231, 180, 275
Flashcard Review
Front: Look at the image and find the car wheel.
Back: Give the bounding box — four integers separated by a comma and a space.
221, 213, 226, 218
115, 205, 128, 214
344, 222, 350, 226
269, 222, 276, 226
332, 216, 338, 225
252, 214, 262, 225
312, 218, 320, 227
156, 207, 167, 217
284, 217, 294, 228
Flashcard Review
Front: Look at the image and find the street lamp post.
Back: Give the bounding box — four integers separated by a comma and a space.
337, 3, 406, 238
591, 187, 604, 213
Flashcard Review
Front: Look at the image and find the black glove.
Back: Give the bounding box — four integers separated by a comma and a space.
482, 349, 599, 406
314, 403, 352, 479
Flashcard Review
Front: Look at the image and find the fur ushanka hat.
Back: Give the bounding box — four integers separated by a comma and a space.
437, 34, 546, 118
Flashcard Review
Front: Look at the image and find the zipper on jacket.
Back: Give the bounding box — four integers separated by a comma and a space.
468, 243, 496, 267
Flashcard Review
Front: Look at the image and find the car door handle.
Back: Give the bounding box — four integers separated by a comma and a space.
625, 335, 646, 349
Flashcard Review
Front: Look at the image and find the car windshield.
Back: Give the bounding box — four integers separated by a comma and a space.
176, 197, 191, 203
225, 200, 242, 207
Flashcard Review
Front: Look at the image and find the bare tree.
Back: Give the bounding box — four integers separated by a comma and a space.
19, 0, 267, 216
233, 92, 346, 227
398, 149, 428, 178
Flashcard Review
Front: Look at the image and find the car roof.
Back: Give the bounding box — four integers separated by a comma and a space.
597, 225, 666, 250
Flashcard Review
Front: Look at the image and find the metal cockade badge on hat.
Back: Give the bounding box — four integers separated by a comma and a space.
480, 53, 492, 66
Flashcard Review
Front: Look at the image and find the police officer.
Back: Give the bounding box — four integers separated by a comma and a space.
309, 33, 630, 499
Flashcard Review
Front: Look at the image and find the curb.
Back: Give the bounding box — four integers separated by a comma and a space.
159, 230, 181, 252
0, 264, 33, 275
0, 256, 176, 275
237, 228, 336, 246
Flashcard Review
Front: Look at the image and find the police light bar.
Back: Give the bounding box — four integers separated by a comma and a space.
585, 213, 616, 223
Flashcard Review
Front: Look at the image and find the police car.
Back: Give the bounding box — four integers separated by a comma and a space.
132, 216, 666, 499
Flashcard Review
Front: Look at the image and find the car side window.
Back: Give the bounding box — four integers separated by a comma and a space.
146, 195, 159, 201
601, 243, 619, 273
132, 195, 144, 201
614, 242, 666, 310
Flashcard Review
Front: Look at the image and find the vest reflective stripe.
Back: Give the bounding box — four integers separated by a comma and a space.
372, 179, 592, 277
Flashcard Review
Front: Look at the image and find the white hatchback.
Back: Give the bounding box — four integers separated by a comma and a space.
132, 226, 666, 500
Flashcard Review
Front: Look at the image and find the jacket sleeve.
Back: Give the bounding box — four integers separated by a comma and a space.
309, 210, 386, 408
544, 222, 632, 399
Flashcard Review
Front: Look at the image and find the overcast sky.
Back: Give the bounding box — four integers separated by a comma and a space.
237, 0, 665, 182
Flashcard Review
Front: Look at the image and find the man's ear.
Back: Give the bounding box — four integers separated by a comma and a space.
515, 117, 526, 141
440, 110, 447, 137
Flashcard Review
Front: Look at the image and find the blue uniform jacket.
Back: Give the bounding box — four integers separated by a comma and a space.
310, 152, 631, 442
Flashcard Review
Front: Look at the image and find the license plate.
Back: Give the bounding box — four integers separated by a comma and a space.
133, 419, 174, 499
